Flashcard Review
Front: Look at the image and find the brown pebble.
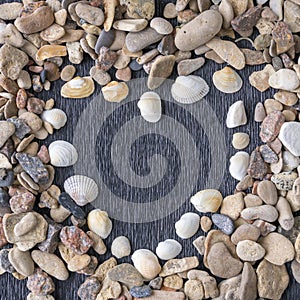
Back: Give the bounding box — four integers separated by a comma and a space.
60, 65, 76, 82
200, 216, 212, 232
116, 67, 132, 82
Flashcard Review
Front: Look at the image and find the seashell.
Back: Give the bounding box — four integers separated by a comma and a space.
175, 212, 200, 239
87, 209, 112, 239
155, 239, 182, 260
102, 81, 129, 103
190, 189, 223, 213
36, 45, 67, 61
111, 236, 131, 258
61, 76, 95, 99
41, 108, 67, 130
64, 175, 99, 206
171, 75, 209, 104
232, 132, 250, 150
131, 249, 161, 280
229, 151, 250, 181
226, 100, 247, 128
138, 92, 161, 123
48, 140, 78, 167
212, 66, 243, 94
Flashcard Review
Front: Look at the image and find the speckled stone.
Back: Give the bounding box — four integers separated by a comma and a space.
78, 277, 101, 300
27, 268, 55, 296
211, 214, 235, 235
130, 285, 152, 298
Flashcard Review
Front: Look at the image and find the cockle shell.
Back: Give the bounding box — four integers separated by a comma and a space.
171, 75, 209, 104
64, 175, 99, 206
61, 76, 95, 98
48, 140, 78, 167
155, 239, 182, 260
175, 212, 200, 239
87, 209, 112, 239
229, 151, 250, 181
111, 236, 131, 258
190, 189, 223, 213
138, 91, 162, 123
226, 100, 247, 128
213, 66, 243, 94
102, 81, 129, 103
41, 108, 67, 130
131, 249, 161, 280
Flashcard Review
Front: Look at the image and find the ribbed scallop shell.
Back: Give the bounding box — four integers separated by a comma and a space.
61, 76, 95, 98
111, 236, 131, 258
64, 175, 98, 206
156, 239, 182, 260
87, 209, 112, 239
41, 108, 67, 130
131, 249, 161, 280
213, 66, 243, 94
49, 140, 78, 167
171, 75, 209, 104
138, 91, 162, 123
175, 212, 200, 239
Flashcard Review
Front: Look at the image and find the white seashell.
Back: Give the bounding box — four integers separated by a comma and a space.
64, 175, 99, 206
175, 212, 200, 239
41, 108, 67, 130
131, 249, 161, 280
229, 151, 250, 181
155, 239, 182, 260
87, 209, 112, 239
171, 75, 209, 104
226, 100, 247, 128
213, 66, 243, 94
111, 236, 131, 258
48, 140, 78, 167
138, 92, 162, 123
190, 189, 223, 213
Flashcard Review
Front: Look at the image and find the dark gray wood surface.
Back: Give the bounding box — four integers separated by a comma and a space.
0, 0, 300, 299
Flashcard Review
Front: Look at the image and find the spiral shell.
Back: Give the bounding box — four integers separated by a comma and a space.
64, 175, 99, 206
41, 108, 67, 130
61, 76, 95, 98
131, 249, 161, 280
111, 236, 131, 258
155, 239, 182, 260
48, 140, 78, 167
138, 91, 162, 123
87, 209, 112, 239
213, 66, 243, 94
175, 212, 200, 239
171, 75, 209, 104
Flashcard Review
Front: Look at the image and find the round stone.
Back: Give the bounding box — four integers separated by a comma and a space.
279, 122, 300, 156
236, 240, 266, 261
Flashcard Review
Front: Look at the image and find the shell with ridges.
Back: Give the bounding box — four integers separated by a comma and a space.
131, 249, 161, 280
111, 236, 131, 258
171, 75, 209, 104
102, 81, 129, 102
175, 212, 200, 239
61, 76, 95, 98
41, 108, 67, 130
49, 140, 78, 167
138, 91, 162, 123
64, 175, 98, 206
229, 151, 250, 181
213, 66, 243, 94
87, 209, 112, 239
156, 239, 182, 260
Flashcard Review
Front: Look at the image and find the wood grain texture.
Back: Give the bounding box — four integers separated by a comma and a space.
0, 0, 299, 299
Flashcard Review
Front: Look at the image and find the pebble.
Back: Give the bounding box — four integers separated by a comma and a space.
113, 19, 148, 32
0, 121, 15, 148
60, 65, 76, 82
271, 171, 298, 190
279, 122, 300, 156
135, 290, 185, 300
292, 260, 300, 283
116, 67, 131, 82
26, 268, 55, 296
177, 57, 205, 76
150, 17, 173, 35
78, 277, 101, 300
175, 10, 222, 51
90, 66, 111, 86
66, 42, 83, 64
229, 151, 250, 181
97, 277, 122, 300
257, 259, 289, 299
130, 285, 152, 298
114, 51, 132, 69
0, 2, 22, 20
75, 3, 104, 26
164, 3, 178, 18
211, 214, 235, 235
226, 100, 247, 128
240, 262, 257, 300
95, 30, 115, 54
40, 24, 65, 42
121, 0, 155, 20
31, 250, 69, 280
260, 111, 285, 143
68, 254, 91, 272
158, 34, 177, 55
0, 24, 25, 48
200, 216, 212, 232
231, 223, 260, 245
220, 193, 244, 220
269, 69, 300, 91
0, 249, 15, 273
149, 277, 163, 290
236, 240, 265, 261
94, 257, 117, 282
17, 70, 32, 90
58, 192, 85, 219
260, 144, 278, 164
276, 196, 294, 231
207, 242, 243, 279
97, 47, 118, 71
232, 132, 250, 150
159, 257, 199, 277
274, 90, 298, 106
241, 204, 279, 222
257, 180, 278, 205
217, 275, 242, 300
184, 280, 204, 300
163, 274, 183, 289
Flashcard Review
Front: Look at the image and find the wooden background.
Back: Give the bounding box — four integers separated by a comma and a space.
0, 0, 300, 299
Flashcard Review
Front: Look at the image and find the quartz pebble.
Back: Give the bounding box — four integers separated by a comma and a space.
269, 69, 300, 91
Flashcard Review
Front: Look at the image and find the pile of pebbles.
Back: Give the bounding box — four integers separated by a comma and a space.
1, 0, 300, 299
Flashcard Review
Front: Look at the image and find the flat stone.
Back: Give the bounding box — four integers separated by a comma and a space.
94, 257, 117, 282
0, 2, 23, 20
220, 193, 244, 221
120, 0, 155, 19
241, 205, 279, 222
236, 240, 265, 261
113, 19, 148, 32
260, 111, 285, 143
150, 17, 173, 35
58, 192, 85, 219
177, 57, 205, 76
269, 69, 300, 91
291, 259, 300, 283
95, 30, 115, 54
130, 285, 152, 298
216, 275, 242, 300
75, 3, 104, 26
27, 268, 55, 296
40, 24, 65, 42
284, 0, 300, 32
231, 224, 260, 245
163, 274, 183, 289
0, 121, 15, 148
0, 24, 25, 48
279, 122, 300, 156
211, 214, 235, 235
78, 277, 101, 300
184, 280, 204, 300
240, 262, 257, 300
257, 180, 278, 205
8, 247, 34, 277
249, 64, 275, 92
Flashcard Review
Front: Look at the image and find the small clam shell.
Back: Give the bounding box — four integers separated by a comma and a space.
64, 175, 99, 206
102, 81, 129, 102
87, 209, 112, 239
111, 236, 131, 258
61, 76, 95, 98
155, 239, 182, 260
229, 151, 250, 181
171, 75, 209, 104
48, 140, 78, 167
212, 66, 243, 94
138, 91, 162, 123
190, 189, 223, 213
41, 108, 67, 130
131, 249, 161, 280
175, 212, 200, 239
226, 100, 247, 128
